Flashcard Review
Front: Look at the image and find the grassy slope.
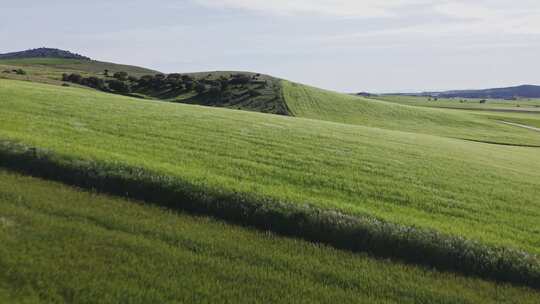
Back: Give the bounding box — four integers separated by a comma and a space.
282, 81, 540, 146
375, 95, 540, 112
1, 79, 539, 257
372, 94, 540, 131
140, 71, 288, 115
0, 58, 159, 77
2, 170, 538, 303
0, 59, 289, 114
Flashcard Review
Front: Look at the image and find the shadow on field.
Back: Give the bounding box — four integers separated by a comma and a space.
0, 140, 538, 290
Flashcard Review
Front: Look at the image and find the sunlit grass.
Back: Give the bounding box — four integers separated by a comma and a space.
282, 81, 540, 146
1, 169, 539, 303
1, 79, 539, 257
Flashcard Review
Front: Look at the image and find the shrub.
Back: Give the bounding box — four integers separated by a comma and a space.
14, 69, 27, 75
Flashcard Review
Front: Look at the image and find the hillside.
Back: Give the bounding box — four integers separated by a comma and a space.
281, 81, 540, 146
0, 47, 90, 60
0, 53, 288, 114
1, 79, 540, 289
1, 52, 540, 298
0, 57, 159, 79
131, 71, 289, 115
2, 53, 538, 144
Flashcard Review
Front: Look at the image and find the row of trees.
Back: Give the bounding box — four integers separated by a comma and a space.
62, 70, 264, 97
62, 73, 130, 93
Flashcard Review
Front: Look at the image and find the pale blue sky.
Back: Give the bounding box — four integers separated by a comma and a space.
1, 0, 539, 92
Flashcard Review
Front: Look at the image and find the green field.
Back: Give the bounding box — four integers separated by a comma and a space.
0, 59, 290, 115
375, 94, 540, 112
282, 81, 540, 146
1, 78, 539, 262
2, 169, 538, 303
1, 53, 540, 300
0, 58, 159, 77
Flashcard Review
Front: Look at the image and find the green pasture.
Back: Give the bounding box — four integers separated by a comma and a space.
282, 81, 540, 146
1, 79, 539, 258
375, 94, 540, 112
1, 170, 538, 303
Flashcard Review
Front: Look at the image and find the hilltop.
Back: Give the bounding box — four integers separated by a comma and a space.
0, 47, 90, 60
0, 50, 287, 115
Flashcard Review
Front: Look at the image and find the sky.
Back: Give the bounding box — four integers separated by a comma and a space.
1, 0, 539, 92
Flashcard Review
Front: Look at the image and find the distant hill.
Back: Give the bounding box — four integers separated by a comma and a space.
0, 48, 90, 60
397, 85, 540, 99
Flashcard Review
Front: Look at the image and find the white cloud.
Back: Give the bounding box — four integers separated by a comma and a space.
193, 0, 433, 17
194, 0, 540, 34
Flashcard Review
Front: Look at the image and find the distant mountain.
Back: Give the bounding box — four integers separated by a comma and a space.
397, 85, 540, 99
0, 48, 90, 60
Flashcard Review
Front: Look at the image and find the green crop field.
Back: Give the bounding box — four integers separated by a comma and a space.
1, 52, 540, 301
282, 81, 540, 146
2, 0, 538, 299
2, 169, 538, 303
1, 78, 540, 287
375, 94, 540, 112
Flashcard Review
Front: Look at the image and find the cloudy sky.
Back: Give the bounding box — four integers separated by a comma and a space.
1, 0, 539, 92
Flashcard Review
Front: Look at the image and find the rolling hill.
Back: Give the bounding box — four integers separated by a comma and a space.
0, 47, 90, 60
1, 78, 540, 287
1, 51, 540, 301
392, 84, 540, 99
2, 52, 538, 146
0, 51, 287, 115
281, 81, 540, 146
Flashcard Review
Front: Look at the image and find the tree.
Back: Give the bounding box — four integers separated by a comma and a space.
248, 89, 262, 97
195, 82, 207, 94
137, 75, 154, 87
107, 79, 130, 93
113, 71, 128, 81
185, 81, 195, 90
104, 69, 110, 77
218, 76, 230, 91
83, 77, 105, 90
67, 73, 82, 84
230, 74, 250, 85
181, 75, 194, 82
